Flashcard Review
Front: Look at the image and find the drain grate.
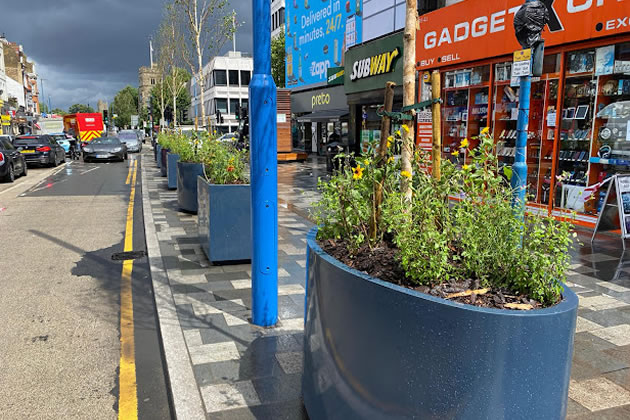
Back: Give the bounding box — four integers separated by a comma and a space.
111, 251, 146, 261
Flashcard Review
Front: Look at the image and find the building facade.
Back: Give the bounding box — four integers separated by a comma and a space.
189, 51, 253, 134
138, 64, 160, 112
271, 0, 285, 39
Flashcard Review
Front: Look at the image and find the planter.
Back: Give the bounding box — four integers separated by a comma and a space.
155, 145, 162, 166
160, 148, 170, 177
303, 228, 578, 420
167, 153, 180, 190
197, 176, 252, 264
176, 161, 204, 213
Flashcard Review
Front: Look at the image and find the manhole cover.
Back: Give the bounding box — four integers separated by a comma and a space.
111, 251, 146, 261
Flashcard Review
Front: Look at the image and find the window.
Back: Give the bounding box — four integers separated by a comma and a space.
229, 70, 239, 86
229, 99, 239, 115
214, 70, 227, 86
215, 98, 228, 114
240, 71, 251, 86
280, 8, 285, 26
151, 78, 156, 85
241, 99, 248, 110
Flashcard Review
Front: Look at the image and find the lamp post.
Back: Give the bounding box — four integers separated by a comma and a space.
250, 0, 278, 327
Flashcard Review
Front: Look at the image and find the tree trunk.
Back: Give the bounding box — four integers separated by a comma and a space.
370, 82, 396, 242
196, 35, 206, 129
401, 0, 417, 202
431, 70, 442, 180
173, 87, 178, 127
160, 84, 166, 129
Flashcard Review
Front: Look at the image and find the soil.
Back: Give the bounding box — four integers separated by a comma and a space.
320, 239, 547, 310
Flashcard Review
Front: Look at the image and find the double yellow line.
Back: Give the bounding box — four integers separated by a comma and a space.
120, 159, 138, 420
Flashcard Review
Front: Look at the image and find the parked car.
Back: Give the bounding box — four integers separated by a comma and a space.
14, 134, 66, 167
0, 135, 27, 182
136, 130, 146, 143
118, 130, 142, 153
83, 137, 128, 162
217, 132, 239, 142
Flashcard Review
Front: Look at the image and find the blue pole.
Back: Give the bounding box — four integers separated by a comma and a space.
250, 0, 278, 327
511, 73, 531, 218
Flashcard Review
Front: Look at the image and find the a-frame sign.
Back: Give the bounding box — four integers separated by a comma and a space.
591, 175, 630, 250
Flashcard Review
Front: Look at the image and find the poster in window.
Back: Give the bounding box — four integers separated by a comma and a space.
595, 46, 615, 76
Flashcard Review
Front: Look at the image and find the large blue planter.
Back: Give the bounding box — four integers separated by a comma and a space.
197, 176, 252, 264
160, 148, 170, 177
303, 228, 578, 420
176, 161, 204, 213
167, 153, 180, 190
156, 145, 162, 166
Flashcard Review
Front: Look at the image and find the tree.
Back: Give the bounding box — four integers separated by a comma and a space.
176, 0, 236, 128
150, 80, 168, 126
271, 32, 286, 88
39, 102, 49, 114
401, 0, 417, 202
150, 72, 191, 126
68, 104, 95, 114
51, 108, 67, 116
111, 86, 139, 128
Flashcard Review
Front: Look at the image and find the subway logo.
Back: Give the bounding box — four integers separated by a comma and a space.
350, 48, 400, 81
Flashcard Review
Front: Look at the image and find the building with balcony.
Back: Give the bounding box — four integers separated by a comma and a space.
189, 51, 253, 134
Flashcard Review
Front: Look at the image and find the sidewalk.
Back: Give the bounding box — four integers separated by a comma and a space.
141, 152, 630, 419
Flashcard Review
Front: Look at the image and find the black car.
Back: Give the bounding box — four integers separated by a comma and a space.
14, 134, 66, 167
83, 137, 128, 162
0, 135, 28, 182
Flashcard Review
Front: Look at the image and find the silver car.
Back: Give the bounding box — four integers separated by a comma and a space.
83, 137, 128, 162
118, 130, 142, 153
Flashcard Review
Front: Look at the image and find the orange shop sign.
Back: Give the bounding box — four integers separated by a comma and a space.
416, 0, 630, 70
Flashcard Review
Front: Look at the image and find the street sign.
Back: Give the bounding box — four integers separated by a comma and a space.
131, 115, 139, 127
512, 49, 532, 77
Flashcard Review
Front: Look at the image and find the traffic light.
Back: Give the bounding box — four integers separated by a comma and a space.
103, 109, 109, 125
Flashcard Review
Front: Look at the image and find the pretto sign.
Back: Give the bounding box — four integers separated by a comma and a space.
416, 0, 630, 70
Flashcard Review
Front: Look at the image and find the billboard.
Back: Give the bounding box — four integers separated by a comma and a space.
416, 0, 630, 70
286, 0, 363, 89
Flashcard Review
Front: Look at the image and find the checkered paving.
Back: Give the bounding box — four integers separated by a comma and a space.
145, 153, 630, 419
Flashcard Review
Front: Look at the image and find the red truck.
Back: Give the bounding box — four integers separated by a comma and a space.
63, 113, 104, 143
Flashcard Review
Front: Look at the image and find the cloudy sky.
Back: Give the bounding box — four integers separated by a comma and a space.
0, 0, 253, 110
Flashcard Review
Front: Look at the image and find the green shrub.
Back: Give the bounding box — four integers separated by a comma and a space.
202, 142, 248, 185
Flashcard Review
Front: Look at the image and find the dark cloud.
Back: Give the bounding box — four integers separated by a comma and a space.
0, 0, 253, 109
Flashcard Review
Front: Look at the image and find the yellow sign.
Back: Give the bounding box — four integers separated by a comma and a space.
1, 115, 10, 126
513, 48, 532, 63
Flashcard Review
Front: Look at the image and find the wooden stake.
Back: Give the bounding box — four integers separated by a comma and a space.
431, 70, 442, 180
370, 82, 396, 242
401, 0, 418, 201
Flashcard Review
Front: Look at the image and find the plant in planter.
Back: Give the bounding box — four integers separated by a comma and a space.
304, 129, 579, 419
176, 131, 211, 213
197, 141, 251, 264
157, 133, 177, 175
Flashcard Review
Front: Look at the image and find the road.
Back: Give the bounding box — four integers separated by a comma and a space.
0, 153, 171, 419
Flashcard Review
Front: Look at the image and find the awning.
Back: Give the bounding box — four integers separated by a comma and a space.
296, 109, 349, 123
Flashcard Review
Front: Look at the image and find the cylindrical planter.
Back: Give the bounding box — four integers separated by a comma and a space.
160, 148, 170, 177
155, 144, 162, 166
303, 228, 578, 420
197, 176, 252, 264
167, 153, 180, 190
176, 161, 204, 213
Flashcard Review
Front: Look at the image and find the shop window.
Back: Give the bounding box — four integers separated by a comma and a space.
543, 54, 561, 75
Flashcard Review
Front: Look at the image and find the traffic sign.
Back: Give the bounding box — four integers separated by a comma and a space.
512, 48, 532, 77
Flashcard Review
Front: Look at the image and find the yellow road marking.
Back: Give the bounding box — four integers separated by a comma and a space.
119, 161, 138, 420
125, 159, 137, 185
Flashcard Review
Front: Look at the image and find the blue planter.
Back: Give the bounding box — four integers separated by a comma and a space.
176, 162, 204, 213
167, 153, 180, 190
160, 148, 170, 177
303, 228, 578, 420
156, 145, 162, 166
197, 177, 252, 264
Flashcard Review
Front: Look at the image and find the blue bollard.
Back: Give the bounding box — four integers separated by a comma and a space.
250, 0, 278, 327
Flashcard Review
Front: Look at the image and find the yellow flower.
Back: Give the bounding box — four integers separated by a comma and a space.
463, 164, 470, 171
481, 126, 490, 135
352, 165, 364, 180
460, 138, 469, 148
363, 159, 370, 166
402, 124, 410, 133
395, 130, 401, 137
401, 170, 412, 179
451, 150, 459, 156
387, 156, 395, 164
387, 136, 394, 148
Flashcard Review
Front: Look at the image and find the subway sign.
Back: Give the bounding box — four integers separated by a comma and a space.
350, 48, 400, 81
416, 0, 630, 70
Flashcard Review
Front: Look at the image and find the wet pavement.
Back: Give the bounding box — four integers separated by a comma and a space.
144, 151, 630, 419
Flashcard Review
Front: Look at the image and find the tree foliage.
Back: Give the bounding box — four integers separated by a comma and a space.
68, 104, 95, 114
271, 32, 286, 88
51, 108, 67, 115
111, 86, 139, 128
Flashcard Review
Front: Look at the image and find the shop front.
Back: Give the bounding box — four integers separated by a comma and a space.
291, 85, 348, 155
416, 0, 630, 226
345, 31, 405, 155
